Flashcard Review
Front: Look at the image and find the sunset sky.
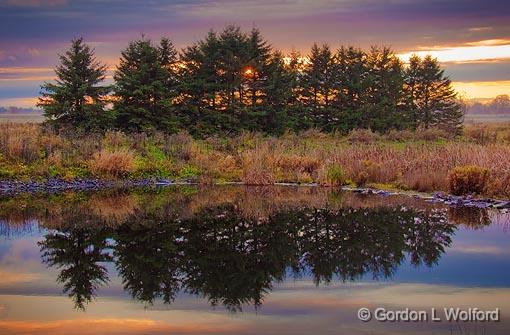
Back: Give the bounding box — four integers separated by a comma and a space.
1, 0, 509, 108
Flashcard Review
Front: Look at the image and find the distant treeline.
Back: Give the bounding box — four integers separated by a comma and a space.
39, 25, 462, 136
466, 95, 510, 115
0, 106, 40, 114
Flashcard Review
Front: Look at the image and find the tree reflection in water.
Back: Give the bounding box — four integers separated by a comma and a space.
39, 225, 112, 310
39, 201, 455, 311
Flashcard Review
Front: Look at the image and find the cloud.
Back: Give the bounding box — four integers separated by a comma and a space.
0, 97, 40, 108
443, 60, 510, 82
3, 0, 67, 7
450, 244, 510, 255
169, 0, 351, 19
0, 319, 244, 335
27, 48, 41, 57
0, 270, 40, 285
398, 40, 510, 63
468, 26, 493, 32
0, 67, 54, 80
452, 81, 510, 99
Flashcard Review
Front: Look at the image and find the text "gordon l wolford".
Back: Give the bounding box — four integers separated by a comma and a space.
358, 307, 501, 322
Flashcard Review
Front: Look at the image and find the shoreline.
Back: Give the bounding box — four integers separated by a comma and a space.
1, 178, 509, 211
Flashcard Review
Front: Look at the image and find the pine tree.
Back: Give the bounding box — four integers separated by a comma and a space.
301, 44, 337, 130
334, 46, 368, 131
241, 28, 272, 130
38, 38, 111, 131
364, 47, 406, 132
179, 30, 239, 136
260, 51, 294, 134
113, 38, 178, 132
284, 50, 310, 131
405, 55, 463, 133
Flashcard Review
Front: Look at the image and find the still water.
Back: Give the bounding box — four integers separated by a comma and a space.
0, 185, 509, 334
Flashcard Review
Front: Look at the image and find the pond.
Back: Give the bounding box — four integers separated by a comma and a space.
0, 185, 509, 334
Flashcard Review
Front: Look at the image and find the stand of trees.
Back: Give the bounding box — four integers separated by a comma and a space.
466, 95, 510, 114
39, 26, 463, 136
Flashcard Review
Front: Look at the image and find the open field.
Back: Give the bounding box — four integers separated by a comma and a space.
464, 114, 510, 123
0, 113, 44, 123
1, 123, 510, 198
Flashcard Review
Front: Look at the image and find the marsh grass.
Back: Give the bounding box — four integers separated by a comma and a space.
89, 149, 135, 178
1, 123, 510, 197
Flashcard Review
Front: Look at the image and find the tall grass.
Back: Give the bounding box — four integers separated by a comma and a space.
1, 123, 510, 197
88, 149, 135, 178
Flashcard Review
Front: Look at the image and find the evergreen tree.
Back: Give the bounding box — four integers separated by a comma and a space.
301, 44, 337, 130
217, 25, 249, 110
284, 50, 310, 131
179, 30, 239, 136
178, 25, 275, 135
363, 47, 406, 132
113, 37, 178, 132
243, 28, 272, 106
405, 55, 463, 133
38, 38, 111, 131
333, 47, 368, 131
260, 51, 294, 134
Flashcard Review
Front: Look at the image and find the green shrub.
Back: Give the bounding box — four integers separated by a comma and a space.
448, 165, 489, 195
319, 164, 345, 186
0, 166, 15, 179
134, 156, 172, 178
179, 164, 200, 178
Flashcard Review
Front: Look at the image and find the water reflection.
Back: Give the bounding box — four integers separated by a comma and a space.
19, 187, 458, 311
39, 226, 113, 310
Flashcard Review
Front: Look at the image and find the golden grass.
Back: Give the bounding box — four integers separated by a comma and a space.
88, 149, 135, 178
241, 147, 276, 185
1, 123, 510, 197
0, 123, 41, 162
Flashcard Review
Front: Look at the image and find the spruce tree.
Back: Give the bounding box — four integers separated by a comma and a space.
241, 28, 272, 130
284, 50, 310, 131
334, 46, 368, 131
405, 55, 463, 133
260, 51, 294, 134
301, 44, 337, 130
179, 30, 238, 136
38, 38, 111, 131
364, 47, 406, 132
114, 38, 178, 132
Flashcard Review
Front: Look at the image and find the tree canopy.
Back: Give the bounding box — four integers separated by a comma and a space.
40, 27, 464, 136
38, 38, 111, 131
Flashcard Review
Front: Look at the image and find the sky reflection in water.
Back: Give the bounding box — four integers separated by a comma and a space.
0, 186, 509, 334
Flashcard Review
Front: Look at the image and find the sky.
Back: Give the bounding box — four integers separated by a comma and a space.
0, 0, 509, 108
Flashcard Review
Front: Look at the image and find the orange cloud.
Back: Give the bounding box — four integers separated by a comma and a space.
465, 39, 510, 47
0, 319, 244, 335
452, 81, 510, 99
398, 42, 510, 64
0, 97, 40, 108
0, 270, 40, 285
